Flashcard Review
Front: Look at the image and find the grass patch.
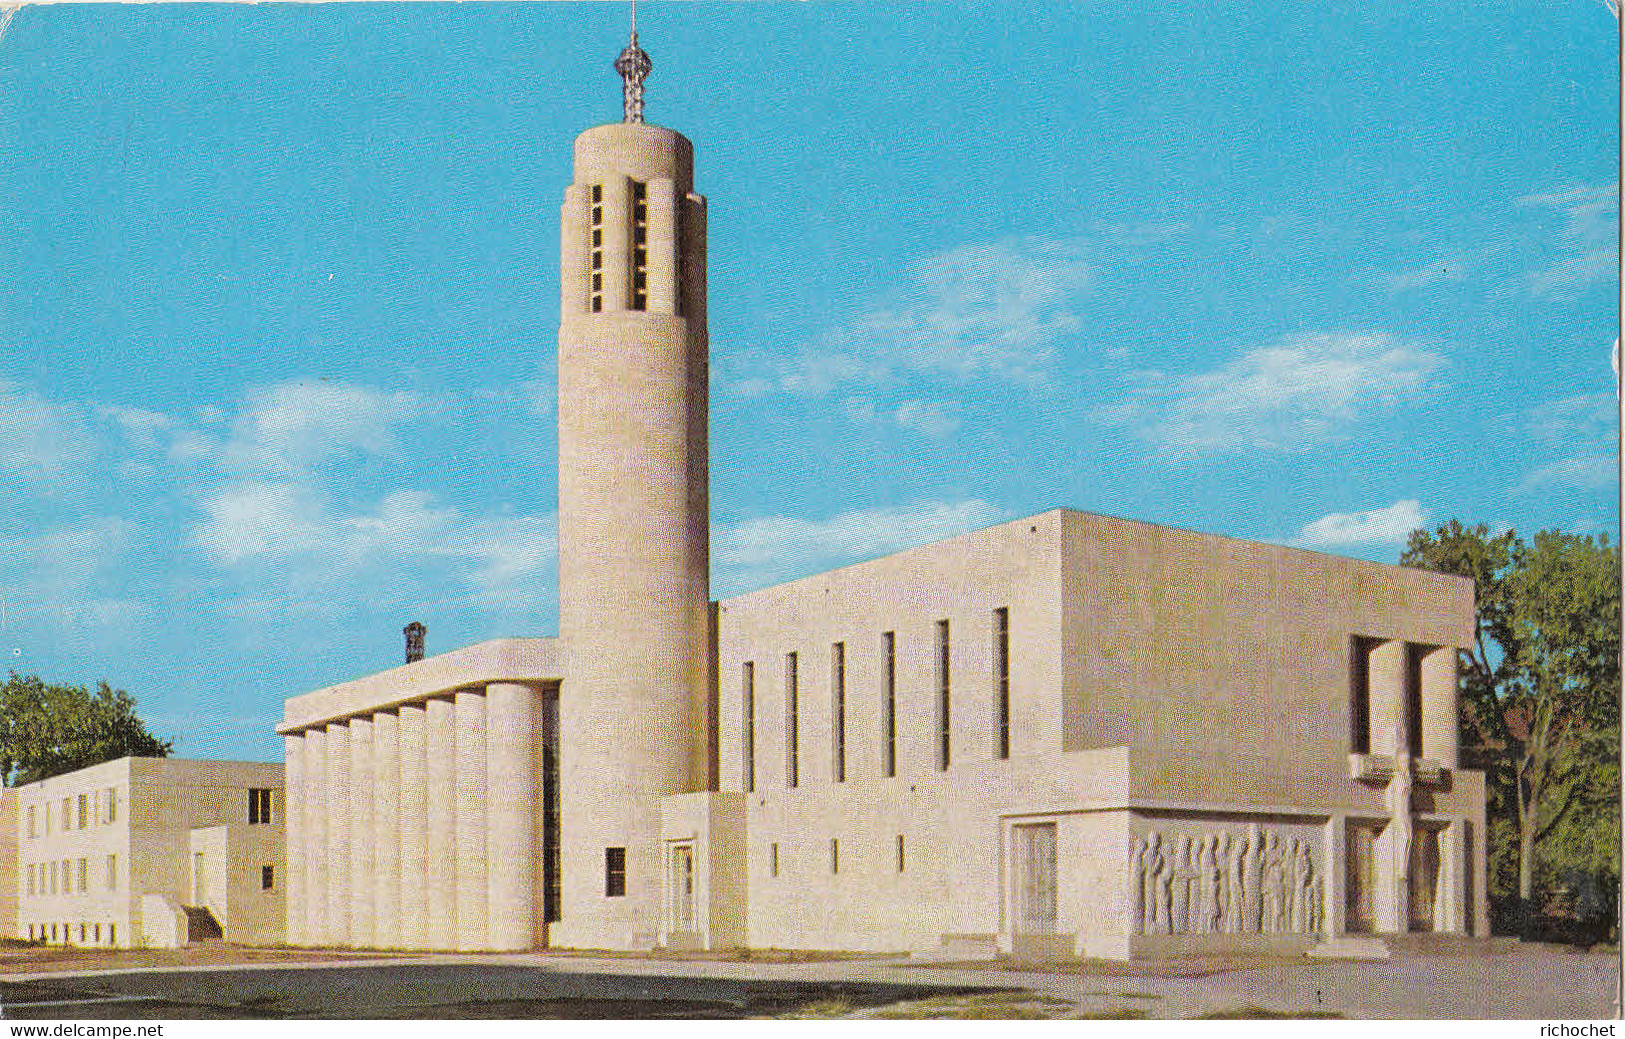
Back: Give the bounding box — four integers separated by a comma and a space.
870, 992, 1077, 1020
1198, 1005, 1345, 1019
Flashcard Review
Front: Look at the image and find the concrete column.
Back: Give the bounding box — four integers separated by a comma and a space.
302, 727, 326, 945
425, 697, 456, 949
646, 177, 678, 314
485, 682, 537, 951
560, 185, 589, 315
398, 702, 429, 949
601, 174, 632, 310
1441, 820, 1467, 934
1323, 815, 1346, 937
454, 688, 488, 952
1368, 640, 1406, 756
284, 734, 305, 947
1421, 647, 1458, 766
348, 715, 375, 948
323, 722, 350, 945
373, 710, 401, 950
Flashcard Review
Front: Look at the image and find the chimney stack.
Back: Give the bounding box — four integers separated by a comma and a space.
404, 621, 426, 664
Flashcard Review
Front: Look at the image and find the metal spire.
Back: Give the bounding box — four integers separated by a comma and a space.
614, 1, 652, 124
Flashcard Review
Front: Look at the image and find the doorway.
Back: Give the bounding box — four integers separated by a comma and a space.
1409, 825, 1442, 932
667, 843, 695, 933
1013, 822, 1057, 935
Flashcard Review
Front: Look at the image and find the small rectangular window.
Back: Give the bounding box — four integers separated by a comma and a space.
262, 865, 275, 891
591, 272, 602, 292
26, 866, 34, 897
881, 631, 896, 778
770, 842, 779, 878
106, 854, 117, 891
62, 798, 71, 830
77, 858, 87, 893
591, 205, 602, 224
249, 788, 273, 826
27, 806, 35, 839
605, 846, 626, 897
591, 297, 602, 313
106, 787, 117, 824
935, 619, 951, 771
742, 661, 756, 794
830, 838, 839, 875
591, 227, 602, 248
94, 923, 100, 943
591, 184, 602, 204
993, 607, 1010, 760
76, 794, 87, 829
897, 834, 906, 873
785, 652, 799, 788
109, 923, 115, 945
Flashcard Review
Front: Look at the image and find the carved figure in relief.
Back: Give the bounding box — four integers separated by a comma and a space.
1198, 837, 1222, 935
1242, 822, 1264, 933
1142, 832, 1163, 933
1225, 831, 1248, 934
1309, 875, 1324, 934
1262, 832, 1286, 932
1291, 840, 1314, 933
1169, 835, 1193, 933
1214, 832, 1233, 933
1388, 730, 1416, 922
1126, 837, 1146, 935
1153, 837, 1174, 934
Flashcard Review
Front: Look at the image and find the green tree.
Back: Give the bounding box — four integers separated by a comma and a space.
0, 673, 173, 787
1401, 523, 1621, 906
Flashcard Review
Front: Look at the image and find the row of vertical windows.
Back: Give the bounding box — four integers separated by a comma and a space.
765, 835, 907, 877
25, 787, 118, 839
1348, 635, 1434, 757
24, 855, 110, 897
631, 180, 648, 311
589, 184, 603, 312
28, 921, 114, 945
743, 609, 1009, 786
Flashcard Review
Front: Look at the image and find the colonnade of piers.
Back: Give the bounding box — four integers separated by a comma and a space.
282, 682, 544, 951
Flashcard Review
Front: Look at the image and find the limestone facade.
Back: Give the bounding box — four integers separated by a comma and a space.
275, 76, 1487, 958
9, 757, 284, 947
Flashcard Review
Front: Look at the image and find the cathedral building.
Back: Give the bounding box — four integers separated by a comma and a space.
275, 26, 1488, 959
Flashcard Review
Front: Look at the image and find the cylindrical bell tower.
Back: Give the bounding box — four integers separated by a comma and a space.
553, 26, 710, 948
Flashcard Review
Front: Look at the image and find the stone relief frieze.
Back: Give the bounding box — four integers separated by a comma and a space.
1127, 822, 1322, 936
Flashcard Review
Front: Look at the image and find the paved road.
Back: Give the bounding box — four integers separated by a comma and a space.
0, 947, 1616, 1019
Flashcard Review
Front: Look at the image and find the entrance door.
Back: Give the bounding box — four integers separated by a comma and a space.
668, 843, 695, 933
1409, 826, 1442, 932
1344, 821, 1380, 934
1014, 823, 1057, 935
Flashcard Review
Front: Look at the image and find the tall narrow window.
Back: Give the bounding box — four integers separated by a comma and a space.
589, 184, 604, 313
935, 619, 951, 771
770, 842, 779, 878
605, 847, 626, 897
76, 858, 87, 893
76, 794, 87, 830
106, 787, 117, 824
742, 661, 756, 793
830, 642, 846, 783
993, 607, 1010, 760
784, 652, 799, 788
881, 631, 896, 778
631, 181, 648, 310
830, 838, 840, 874
106, 854, 117, 891
896, 834, 906, 873
26, 866, 34, 897
1349, 636, 1375, 754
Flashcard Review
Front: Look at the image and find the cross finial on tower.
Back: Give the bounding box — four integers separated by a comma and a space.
614, 1, 652, 124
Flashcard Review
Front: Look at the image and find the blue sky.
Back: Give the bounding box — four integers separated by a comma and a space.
0, 2, 1617, 763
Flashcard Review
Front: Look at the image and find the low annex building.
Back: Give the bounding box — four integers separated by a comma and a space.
277, 27, 1488, 958
7, 757, 285, 948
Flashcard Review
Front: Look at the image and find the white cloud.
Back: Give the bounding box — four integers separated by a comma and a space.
96, 404, 179, 449
1291, 500, 1427, 550
0, 380, 95, 489
1517, 456, 1617, 493
0, 517, 149, 641
842, 396, 960, 437
726, 236, 1093, 398
1520, 183, 1619, 296
221, 381, 428, 477
714, 499, 1006, 595
1097, 332, 1446, 453
1522, 391, 1617, 444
